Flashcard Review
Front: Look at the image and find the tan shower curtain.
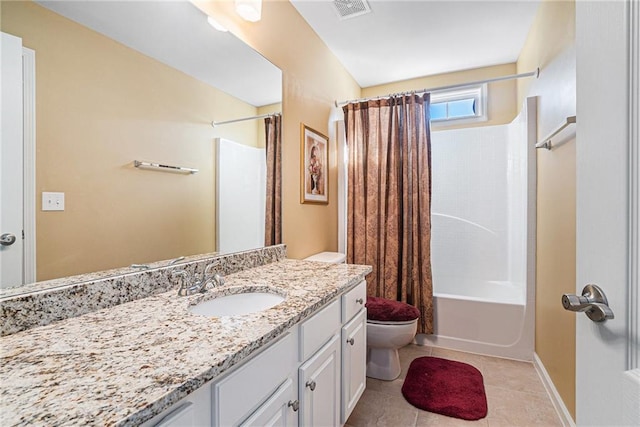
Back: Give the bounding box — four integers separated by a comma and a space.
343, 94, 433, 334
264, 114, 282, 246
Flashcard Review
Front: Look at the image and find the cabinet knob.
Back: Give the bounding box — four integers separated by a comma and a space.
305, 380, 316, 391
288, 400, 299, 412
346, 337, 355, 346
355, 298, 364, 305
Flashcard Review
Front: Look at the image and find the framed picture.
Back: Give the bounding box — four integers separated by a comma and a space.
300, 124, 329, 204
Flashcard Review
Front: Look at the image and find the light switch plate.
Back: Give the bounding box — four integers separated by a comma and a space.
42, 192, 65, 211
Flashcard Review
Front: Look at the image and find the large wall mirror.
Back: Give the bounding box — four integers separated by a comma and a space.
0, 0, 282, 294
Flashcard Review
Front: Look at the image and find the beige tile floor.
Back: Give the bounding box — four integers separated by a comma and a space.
346, 344, 563, 427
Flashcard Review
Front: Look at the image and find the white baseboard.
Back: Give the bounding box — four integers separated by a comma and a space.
533, 353, 575, 427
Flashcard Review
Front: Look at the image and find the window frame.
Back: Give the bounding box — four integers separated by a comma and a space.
429, 83, 488, 125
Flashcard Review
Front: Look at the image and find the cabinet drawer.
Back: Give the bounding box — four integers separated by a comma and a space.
299, 300, 340, 361
213, 332, 297, 427
341, 281, 366, 323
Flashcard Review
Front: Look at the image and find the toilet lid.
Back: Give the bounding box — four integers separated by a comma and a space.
365, 296, 420, 322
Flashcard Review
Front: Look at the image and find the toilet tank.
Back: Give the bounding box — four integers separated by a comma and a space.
304, 252, 346, 264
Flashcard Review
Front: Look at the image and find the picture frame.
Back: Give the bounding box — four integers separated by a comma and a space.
300, 124, 329, 204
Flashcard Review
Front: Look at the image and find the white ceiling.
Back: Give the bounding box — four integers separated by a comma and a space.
34, 1, 540, 106
290, 0, 541, 88
35, 1, 282, 107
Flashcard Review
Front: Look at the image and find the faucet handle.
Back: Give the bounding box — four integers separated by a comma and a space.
172, 270, 192, 296
204, 263, 217, 279
213, 273, 225, 287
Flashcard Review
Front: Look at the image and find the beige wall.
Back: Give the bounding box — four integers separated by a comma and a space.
1, 1, 263, 281
517, 0, 577, 419
362, 63, 518, 130
192, 0, 361, 260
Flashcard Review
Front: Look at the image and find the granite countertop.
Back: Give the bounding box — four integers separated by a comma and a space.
0, 259, 371, 426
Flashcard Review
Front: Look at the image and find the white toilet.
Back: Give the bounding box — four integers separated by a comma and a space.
365, 297, 419, 381
303, 252, 420, 381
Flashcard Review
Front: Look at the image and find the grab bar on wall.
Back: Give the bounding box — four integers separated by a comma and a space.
133, 160, 198, 174
536, 116, 577, 150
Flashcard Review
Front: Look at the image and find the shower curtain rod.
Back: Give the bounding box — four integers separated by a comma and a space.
211, 112, 281, 128
334, 68, 540, 107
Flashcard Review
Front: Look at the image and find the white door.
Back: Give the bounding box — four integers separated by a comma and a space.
575, 2, 639, 426
0, 32, 24, 288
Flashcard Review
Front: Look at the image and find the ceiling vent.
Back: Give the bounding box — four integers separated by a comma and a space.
332, 0, 371, 20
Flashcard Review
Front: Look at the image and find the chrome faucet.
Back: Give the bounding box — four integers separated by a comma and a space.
172, 266, 225, 296
204, 264, 225, 288
172, 270, 208, 296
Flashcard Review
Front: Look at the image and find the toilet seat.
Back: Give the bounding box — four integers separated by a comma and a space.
366, 296, 421, 322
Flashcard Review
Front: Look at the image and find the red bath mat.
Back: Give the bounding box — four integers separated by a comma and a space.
401, 356, 488, 420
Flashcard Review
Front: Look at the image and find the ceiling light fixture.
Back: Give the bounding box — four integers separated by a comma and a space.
207, 16, 228, 32
235, 0, 262, 22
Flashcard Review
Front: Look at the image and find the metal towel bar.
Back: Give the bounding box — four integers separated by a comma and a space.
536, 116, 576, 150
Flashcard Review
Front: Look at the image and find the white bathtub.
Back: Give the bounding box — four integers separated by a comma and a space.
424, 102, 537, 362
420, 279, 534, 361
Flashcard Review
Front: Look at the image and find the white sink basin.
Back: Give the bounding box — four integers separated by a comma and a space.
188, 291, 285, 317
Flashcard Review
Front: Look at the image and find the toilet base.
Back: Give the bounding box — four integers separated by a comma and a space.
366, 347, 401, 380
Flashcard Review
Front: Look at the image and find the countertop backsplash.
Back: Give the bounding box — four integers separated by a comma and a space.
0, 245, 287, 336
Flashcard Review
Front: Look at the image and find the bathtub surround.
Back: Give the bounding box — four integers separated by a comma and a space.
344, 94, 434, 334
0, 245, 287, 337
0, 251, 372, 425
423, 97, 537, 361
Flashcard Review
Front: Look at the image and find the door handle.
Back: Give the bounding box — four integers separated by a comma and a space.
0, 233, 16, 246
562, 284, 614, 322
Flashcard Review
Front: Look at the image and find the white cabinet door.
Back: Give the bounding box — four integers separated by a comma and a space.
341, 309, 366, 424
299, 334, 340, 427
240, 378, 298, 427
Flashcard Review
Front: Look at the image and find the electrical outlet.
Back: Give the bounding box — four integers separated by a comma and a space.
42, 192, 65, 211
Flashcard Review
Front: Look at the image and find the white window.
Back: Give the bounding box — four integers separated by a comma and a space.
429, 84, 487, 125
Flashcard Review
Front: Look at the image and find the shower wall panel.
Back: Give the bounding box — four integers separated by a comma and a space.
431, 122, 527, 298
216, 138, 266, 254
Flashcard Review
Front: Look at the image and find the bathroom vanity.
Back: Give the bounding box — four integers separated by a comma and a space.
0, 247, 371, 426
145, 279, 367, 427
